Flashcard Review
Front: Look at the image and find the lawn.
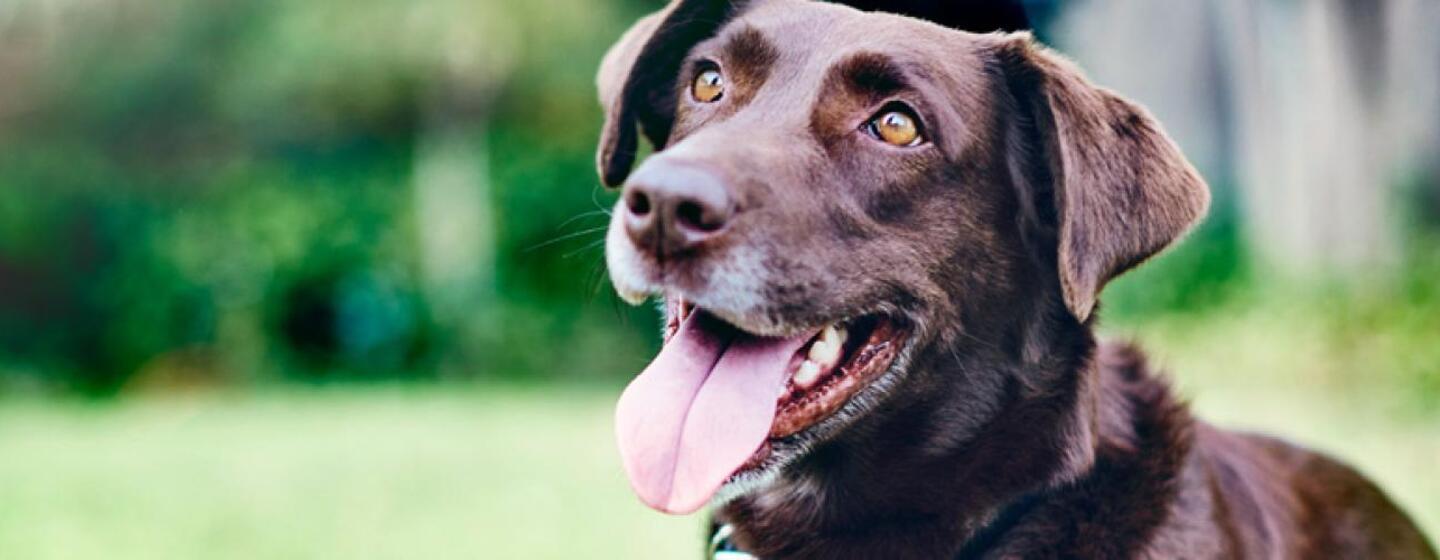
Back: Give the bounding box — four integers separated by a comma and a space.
0, 387, 699, 560
0, 357, 1435, 559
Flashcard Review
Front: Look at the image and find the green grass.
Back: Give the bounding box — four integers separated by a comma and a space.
0, 386, 698, 560
0, 365, 1435, 559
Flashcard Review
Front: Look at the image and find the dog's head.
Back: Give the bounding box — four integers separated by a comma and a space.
599, 0, 1208, 515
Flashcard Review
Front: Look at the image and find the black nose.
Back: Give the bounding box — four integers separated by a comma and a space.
622, 159, 734, 256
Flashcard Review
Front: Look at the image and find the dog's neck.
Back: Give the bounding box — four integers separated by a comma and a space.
717, 331, 1193, 559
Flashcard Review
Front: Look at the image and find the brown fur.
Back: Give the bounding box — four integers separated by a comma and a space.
595, 1, 1438, 558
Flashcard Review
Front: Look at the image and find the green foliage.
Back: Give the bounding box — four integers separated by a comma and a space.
0, 137, 420, 392
0, 0, 1434, 406
0, 0, 659, 393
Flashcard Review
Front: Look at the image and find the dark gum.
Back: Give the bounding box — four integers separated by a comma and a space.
770, 318, 905, 438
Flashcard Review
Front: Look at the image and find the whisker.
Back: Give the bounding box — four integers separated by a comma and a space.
588, 258, 615, 303
564, 238, 607, 259
555, 209, 611, 231
524, 225, 609, 253
591, 184, 616, 215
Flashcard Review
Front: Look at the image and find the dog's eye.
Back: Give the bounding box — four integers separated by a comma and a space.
692, 69, 725, 103
865, 109, 923, 147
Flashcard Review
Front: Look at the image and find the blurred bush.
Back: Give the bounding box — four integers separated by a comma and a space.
0, 0, 1434, 402
0, 0, 658, 393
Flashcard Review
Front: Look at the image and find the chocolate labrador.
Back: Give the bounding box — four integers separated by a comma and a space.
594, 1, 1438, 558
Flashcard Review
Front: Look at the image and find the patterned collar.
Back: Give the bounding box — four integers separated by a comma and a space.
706, 490, 1046, 560
709, 524, 759, 560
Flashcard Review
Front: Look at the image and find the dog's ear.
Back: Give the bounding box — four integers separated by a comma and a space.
996, 33, 1210, 322
596, 0, 756, 187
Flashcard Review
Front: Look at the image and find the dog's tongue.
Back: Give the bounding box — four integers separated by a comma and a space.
615, 311, 814, 514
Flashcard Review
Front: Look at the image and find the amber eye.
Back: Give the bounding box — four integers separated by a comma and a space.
867, 110, 923, 147
692, 69, 725, 103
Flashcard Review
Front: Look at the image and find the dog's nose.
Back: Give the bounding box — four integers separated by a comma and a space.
622, 159, 734, 256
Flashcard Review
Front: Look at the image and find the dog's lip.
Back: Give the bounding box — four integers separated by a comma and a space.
662, 293, 832, 340
769, 315, 904, 438
663, 295, 895, 340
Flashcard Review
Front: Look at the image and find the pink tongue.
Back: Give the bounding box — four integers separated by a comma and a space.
615, 311, 815, 514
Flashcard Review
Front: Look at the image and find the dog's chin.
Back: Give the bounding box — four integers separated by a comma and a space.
654, 297, 917, 509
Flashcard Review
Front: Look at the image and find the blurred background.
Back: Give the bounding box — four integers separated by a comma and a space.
0, 0, 1435, 557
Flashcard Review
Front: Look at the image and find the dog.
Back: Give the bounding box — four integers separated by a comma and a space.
594, 1, 1438, 558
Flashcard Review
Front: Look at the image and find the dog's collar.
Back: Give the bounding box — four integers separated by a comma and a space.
709, 524, 760, 560
707, 490, 1046, 560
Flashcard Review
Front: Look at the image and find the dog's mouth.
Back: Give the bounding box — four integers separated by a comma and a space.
663, 300, 905, 442
615, 296, 908, 515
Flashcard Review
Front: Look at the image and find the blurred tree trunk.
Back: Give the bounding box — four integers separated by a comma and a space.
1379, 0, 1440, 230
1216, 0, 1393, 273
1055, 0, 1228, 180
1056, 0, 1440, 277
410, 67, 510, 374
404, 3, 517, 373
412, 90, 495, 327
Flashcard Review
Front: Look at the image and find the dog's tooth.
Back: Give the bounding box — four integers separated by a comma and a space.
808, 337, 840, 367
793, 360, 822, 388
808, 324, 846, 366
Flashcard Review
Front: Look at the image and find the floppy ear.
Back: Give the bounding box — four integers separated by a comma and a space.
596, 0, 755, 187
997, 33, 1210, 322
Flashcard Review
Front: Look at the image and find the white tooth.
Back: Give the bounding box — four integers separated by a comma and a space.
808, 324, 846, 366
793, 360, 822, 388
807, 339, 839, 367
